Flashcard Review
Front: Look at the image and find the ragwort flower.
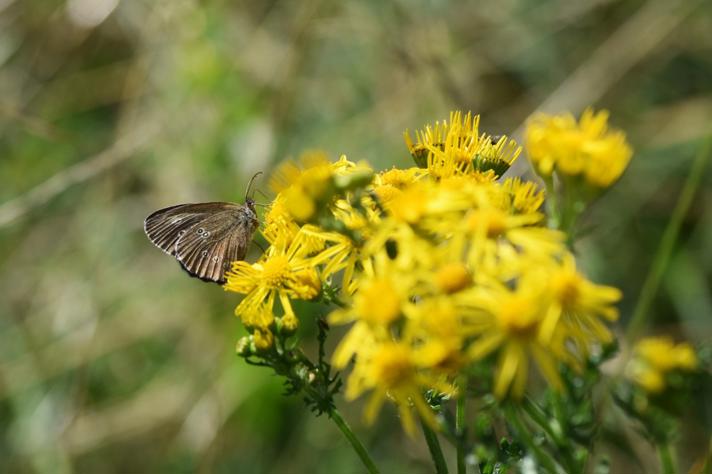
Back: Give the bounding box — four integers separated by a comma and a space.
627, 337, 698, 394
525, 108, 633, 187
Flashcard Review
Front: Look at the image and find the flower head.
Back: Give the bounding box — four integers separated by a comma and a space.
225, 225, 322, 332
405, 111, 521, 179
344, 341, 454, 435
525, 108, 633, 187
627, 337, 698, 394
228, 108, 629, 434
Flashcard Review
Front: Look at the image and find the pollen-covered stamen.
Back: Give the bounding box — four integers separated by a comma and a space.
261, 255, 290, 287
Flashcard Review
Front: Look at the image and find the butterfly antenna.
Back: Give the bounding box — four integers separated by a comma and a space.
255, 188, 270, 201
245, 171, 264, 201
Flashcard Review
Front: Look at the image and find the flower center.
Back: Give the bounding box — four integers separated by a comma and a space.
467, 209, 508, 238
498, 295, 539, 336
551, 272, 581, 310
435, 263, 471, 294
381, 168, 414, 188
261, 255, 290, 287
371, 344, 414, 388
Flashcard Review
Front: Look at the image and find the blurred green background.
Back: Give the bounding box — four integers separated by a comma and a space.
0, 0, 710, 473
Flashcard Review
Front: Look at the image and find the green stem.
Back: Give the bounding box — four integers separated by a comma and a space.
421, 418, 449, 474
542, 174, 561, 230
658, 443, 676, 474
521, 397, 561, 445
503, 404, 560, 474
456, 397, 466, 474
626, 133, 712, 342
521, 397, 578, 473
329, 408, 381, 474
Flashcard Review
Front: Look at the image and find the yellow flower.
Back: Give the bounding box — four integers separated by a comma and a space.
500, 178, 546, 215
405, 111, 520, 179
330, 273, 407, 367
466, 280, 570, 398
405, 297, 475, 375
383, 180, 471, 227
253, 328, 274, 351
627, 337, 698, 394
344, 341, 454, 435
434, 262, 472, 294
263, 194, 300, 248
269, 151, 335, 223
376, 167, 427, 188
461, 204, 565, 270
633, 367, 665, 394
270, 151, 333, 196
225, 227, 322, 330
539, 253, 621, 348
525, 108, 633, 187
239, 110, 634, 433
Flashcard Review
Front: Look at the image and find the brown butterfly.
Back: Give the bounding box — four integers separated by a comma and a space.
144, 173, 262, 284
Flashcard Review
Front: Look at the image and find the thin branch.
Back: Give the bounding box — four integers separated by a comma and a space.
626, 131, 712, 341
0, 123, 157, 228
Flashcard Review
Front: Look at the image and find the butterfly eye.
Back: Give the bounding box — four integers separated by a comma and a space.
178, 230, 186, 236
197, 227, 205, 235
201, 250, 208, 257
203, 231, 211, 238
212, 256, 219, 262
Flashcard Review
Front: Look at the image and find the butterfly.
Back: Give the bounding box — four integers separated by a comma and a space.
143, 173, 262, 284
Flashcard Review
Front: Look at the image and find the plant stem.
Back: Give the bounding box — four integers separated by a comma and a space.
658, 443, 676, 474
456, 397, 466, 474
521, 397, 560, 444
626, 133, 712, 342
329, 408, 381, 474
542, 174, 561, 230
503, 404, 560, 474
521, 396, 578, 473
421, 418, 449, 474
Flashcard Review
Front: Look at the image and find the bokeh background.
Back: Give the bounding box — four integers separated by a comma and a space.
1, 0, 711, 473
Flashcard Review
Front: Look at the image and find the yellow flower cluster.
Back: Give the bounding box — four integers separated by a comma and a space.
225, 154, 374, 344
225, 110, 626, 434
627, 337, 698, 394
525, 108, 633, 187
404, 111, 521, 179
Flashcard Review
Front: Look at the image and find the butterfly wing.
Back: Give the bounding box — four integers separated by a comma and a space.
144, 203, 230, 256
144, 202, 257, 284
174, 205, 257, 284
